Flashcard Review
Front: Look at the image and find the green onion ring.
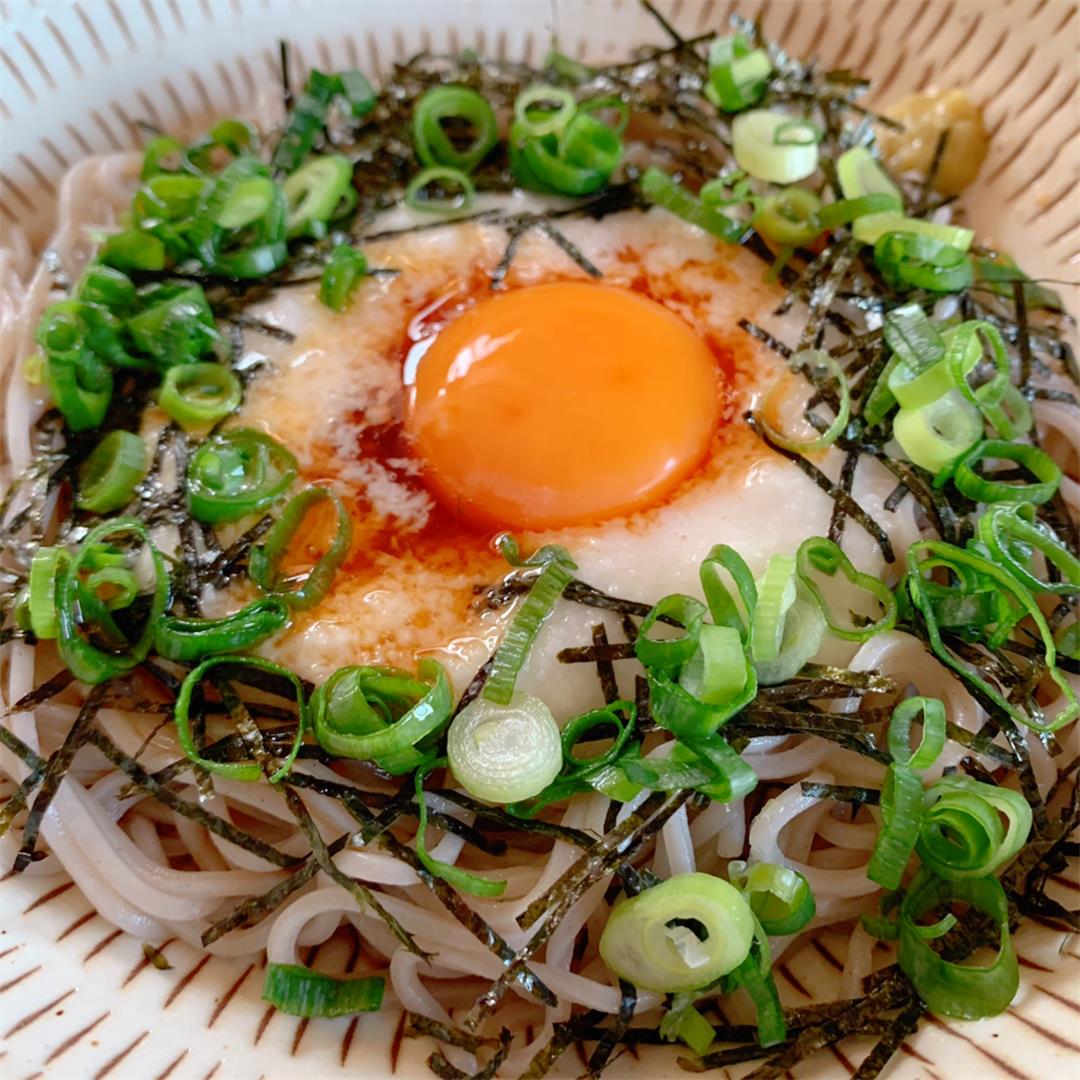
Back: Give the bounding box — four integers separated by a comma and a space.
174, 655, 307, 783
977, 503, 1080, 595
76, 429, 149, 514
249, 487, 352, 611
187, 428, 297, 524
405, 166, 476, 214
760, 349, 850, 453
952, 439, 1061, 505
886, 695, 946, 770
728, 860, 816, 936
412, 85, 498, 172
635, 593, 707, 674
154, 596, 291, 663
513, 84, 577, 138
159, 362, 242, 428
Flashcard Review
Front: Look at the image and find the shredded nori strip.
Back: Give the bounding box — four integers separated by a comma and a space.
13, 684, 107, 872
427, 1028, 512, 1080
407, 1015, 500, 1054
800, 781, 881, 806
745, 412, 894, 562
518, 1022, 576, 1080
585, 980, 637, 1076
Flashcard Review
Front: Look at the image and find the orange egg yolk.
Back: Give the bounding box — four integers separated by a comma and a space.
406, 281, 721, 530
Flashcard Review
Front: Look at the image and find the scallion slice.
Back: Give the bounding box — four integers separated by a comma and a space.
447, 691, 563, 805
952, 439, 1061, 505
917, 774, 1032, 880
175, 656, 307, 783
320, 244, 367, 312
977, 503, 1080, 595
754, 188, 822, 246
412, 85, 498, 172
635, 594, 707, 674
249, 487, 353, 610
513, 84, 577, 137
729, 860, 816, 936
706, 33, 771, 112
483, 537, 576, 705
405, 166, 476, 214
159, 362, 242, 428
154, 597, 291, 663
761, 348, 850, 452
599, 873, 755, 993
892, 390, 983, 475
76, 430, 149, 513
835, 146, 903, 209
27, 547, 70, 640
795, 537, 897, 642
732, 110, 820, 183
874, 231, 974, 293
898, 870, 1018, 1020
640, 167, 744, 243
186, 428, 297, 524
853, 211, 973, 251
262, 963, 384, 1018
750, 554, 798, 664
283, 155, 354, 238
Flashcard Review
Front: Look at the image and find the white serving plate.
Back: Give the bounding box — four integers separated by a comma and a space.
0, 2, 1077, 1078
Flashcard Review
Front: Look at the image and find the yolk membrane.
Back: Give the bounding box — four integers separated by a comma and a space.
406, 281, 721, 530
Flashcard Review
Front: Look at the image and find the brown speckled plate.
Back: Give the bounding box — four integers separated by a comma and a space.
1, 1, 1078, 1077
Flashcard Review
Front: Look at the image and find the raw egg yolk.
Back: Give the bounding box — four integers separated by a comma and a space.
406, 281, 721, 529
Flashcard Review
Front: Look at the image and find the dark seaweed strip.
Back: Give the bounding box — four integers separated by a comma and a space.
1012, 278, 1034, 392
0, 726, 48, 837
470, 791, 690, 1029
142, 942, 174, 970
853, 994, 925, 1080
519, 1022, 576, 1080
85, 728, 299, 867
215, 677, 424, 958
218, 312, 296, 343
453, 655, 493, 718
13, 684, 107, 872
797, 242, 857, 352
592, 624, 621, 705
870, 454, 962, 544
742, 705, 882, 733
585, 980, 637, 1077
558, 642, 637, 664
883, 481, 908, 512
1031, 386, 1079, 404
407, 1015, 499, 1054
285, 770, 559, 1007
427, 810, 508, 856
742, 997, 912, 1079
427, 1028, 512, 1080
4, 668, 76, 715
728, 720, 890, 764
565, 580, 656, 619
800, 781, 881, 806
518, 790, 670, 930
208, 513, 274, 584
914, 129, 950, 217
745, 412, 894, 562
738, 318, 793, 360
489, 225, 526, 290
430, 788, 598, 849
201, 837, 347, 946
828, 448, 860, 546
537, 219, 603, 278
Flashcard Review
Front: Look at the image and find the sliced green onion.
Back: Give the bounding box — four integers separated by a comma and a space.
599, 873, 755, 993
977, 503, 1080, 596
215, 176, 276, 230
309, 663, 448, 774
660, 996, 716, 1056
640, 168, 744, 243
836, 147, 903, 209
917, 774, 1032, 880
27, 547, 70, 640
283, 156, 354, 238
78, 264, 135, 311
751, 554, 797, 664
76, 430, 148, 513
187, 428, 297, 524
887, 696, 946, 770
413, 85, 498, 172
483, 537, 576, 705
57, 519, 167, 684
1056, 622, 1079, 661
795, 537, 897, 642
752, 592, 825, 686
853, 211, 974, 251
154, 596, 291, 663
249, 487, 352, 610
175, 656, 307, 783
699, 543, 757, 638
952, 439, 1061, 505
754, 188, 821, 245
159, 362, 242, 427
560, 701, 638, 774
706, 33, 771, 112
679, 624, 749, 706
679, 734, 758, 802
512, 122, 613, 196
635, 594, 707, 674
579, 94, 631, 135
141, 134, 185, 178
898, 870, 1018, 1020
271, 69, 349, 174
448, 691, 563, 804
262, 963, 383, 1017
514, 84, 577, 137
727, 939, 786, 1047
866, 763, 924, 891
874, 231, 974, 293
44, 350, 113, 432
100, 229, 166, 272
906, 540, 1077, 732
414, 758, 506, 897
732, 110, 819, 183
559, 111, 623, 174
729, 860, 816, 936
405, 166, 476, 214
761, 348, 850, 452
893, 390, 983, 474
883, 303, 945, 395
126, 283, 223, 369
816, 192, 901, 230
320, 244, 367, 312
